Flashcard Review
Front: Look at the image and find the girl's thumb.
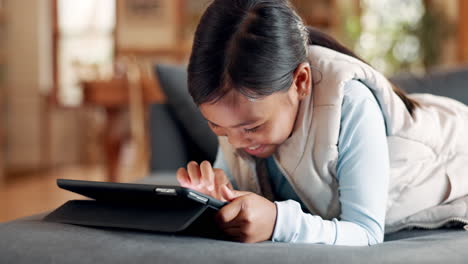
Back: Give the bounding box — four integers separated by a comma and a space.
221, 185, 249, 202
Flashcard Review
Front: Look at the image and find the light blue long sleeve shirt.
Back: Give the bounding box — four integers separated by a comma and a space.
213, 80, 390, 246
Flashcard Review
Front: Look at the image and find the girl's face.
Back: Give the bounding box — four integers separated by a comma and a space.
199, 63, 311, 158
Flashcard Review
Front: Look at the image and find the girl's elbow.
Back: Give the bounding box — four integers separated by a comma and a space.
367, 230, 384, 246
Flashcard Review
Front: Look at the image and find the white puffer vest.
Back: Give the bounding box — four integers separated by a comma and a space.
219, 45, 468, 233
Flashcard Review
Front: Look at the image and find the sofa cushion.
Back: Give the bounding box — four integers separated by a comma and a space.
148, 104, 190, 171
2, 213, 468, 264
154, 64, 218, 163
390, 67, 468, 105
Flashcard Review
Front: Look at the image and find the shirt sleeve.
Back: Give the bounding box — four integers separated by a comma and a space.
271, 80, 390, 246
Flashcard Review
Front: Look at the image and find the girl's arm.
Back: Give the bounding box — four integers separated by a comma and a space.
272, 80, 389, 245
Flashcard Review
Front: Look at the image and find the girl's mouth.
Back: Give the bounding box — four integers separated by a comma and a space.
244, 144, 266, 156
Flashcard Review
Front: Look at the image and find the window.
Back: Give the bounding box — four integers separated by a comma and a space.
56, 0, 116, 106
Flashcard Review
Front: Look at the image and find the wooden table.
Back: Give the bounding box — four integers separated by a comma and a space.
81, 72, 165, 182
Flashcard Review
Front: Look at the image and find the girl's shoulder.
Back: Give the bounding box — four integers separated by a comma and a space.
343, 80, 377, 103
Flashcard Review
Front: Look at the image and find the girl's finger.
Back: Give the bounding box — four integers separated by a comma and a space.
218, 216, 246, 230
213, 168, 230, 186
187, 161, 201, 186
176, 167, 190, 187
216, 194, 244, 224
221, 185, 250, 202
200, 161, 215, 192
222, 226, 243, 238
214, 169, 230, 200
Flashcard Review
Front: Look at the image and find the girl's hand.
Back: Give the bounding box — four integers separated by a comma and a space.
215, 186, 277, 243
176, 161, 233, 201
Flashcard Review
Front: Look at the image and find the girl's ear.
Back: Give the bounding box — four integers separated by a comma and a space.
292, 62, 312, 100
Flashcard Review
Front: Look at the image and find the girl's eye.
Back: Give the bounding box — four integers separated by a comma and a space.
244, 125, 261, 134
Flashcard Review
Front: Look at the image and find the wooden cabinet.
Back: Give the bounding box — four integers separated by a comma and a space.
0, 0, 6, 184
459, 0, 468, 62
291, 0, 337, 30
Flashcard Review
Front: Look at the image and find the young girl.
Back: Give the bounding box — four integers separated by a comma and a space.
176, 0, 468, 245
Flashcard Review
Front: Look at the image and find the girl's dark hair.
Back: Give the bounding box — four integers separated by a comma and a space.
188, 0, 419, 115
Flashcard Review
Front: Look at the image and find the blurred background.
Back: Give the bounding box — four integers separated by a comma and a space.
0, 0, 467, 222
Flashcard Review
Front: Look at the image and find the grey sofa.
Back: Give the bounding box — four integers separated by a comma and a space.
1, 65, 468, 264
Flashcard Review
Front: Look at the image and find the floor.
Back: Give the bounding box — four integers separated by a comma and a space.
0, 165, 145, 223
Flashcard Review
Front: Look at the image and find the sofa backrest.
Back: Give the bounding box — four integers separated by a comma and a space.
149, 64, 218, 172
390, 67, 468, 105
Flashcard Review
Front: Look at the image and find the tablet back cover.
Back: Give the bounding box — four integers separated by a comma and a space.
44, 200, 213, 233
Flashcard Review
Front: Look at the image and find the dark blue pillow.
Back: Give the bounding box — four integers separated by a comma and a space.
154, 64, 218, 162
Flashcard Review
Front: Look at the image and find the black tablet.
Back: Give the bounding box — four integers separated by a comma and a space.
57, 179, 228, 210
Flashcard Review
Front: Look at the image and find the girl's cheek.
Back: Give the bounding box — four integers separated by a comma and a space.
210, 127, 226, 137
264, 128, 285, 145
255, 131, 275, 145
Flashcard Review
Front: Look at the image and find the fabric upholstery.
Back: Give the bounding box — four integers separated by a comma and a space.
1, 200, 467, 264
154, 64, 218, 163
